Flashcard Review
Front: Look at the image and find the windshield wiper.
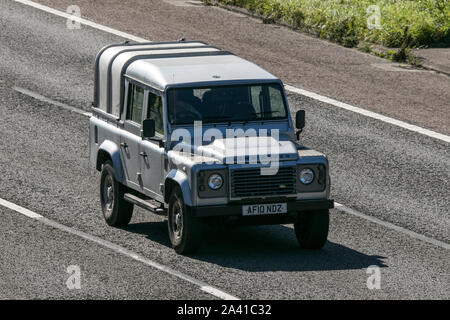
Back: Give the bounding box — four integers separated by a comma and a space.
249, 111, 281, 117
202, 111, 281, 124
203, 116, 234, 123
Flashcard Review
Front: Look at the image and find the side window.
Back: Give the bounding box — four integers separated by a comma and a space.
147, 92, 164, 134
126, 83, 144, 124
267, 85, 287, 117
250, 86, 262, 115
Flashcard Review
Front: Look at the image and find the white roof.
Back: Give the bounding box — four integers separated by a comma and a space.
126, 54, 277, 89
94, 41, 279, 117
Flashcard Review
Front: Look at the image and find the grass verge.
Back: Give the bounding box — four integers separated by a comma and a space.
204, 0, 449, 61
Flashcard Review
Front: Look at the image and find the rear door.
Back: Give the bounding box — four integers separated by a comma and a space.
120, 82, 144, 189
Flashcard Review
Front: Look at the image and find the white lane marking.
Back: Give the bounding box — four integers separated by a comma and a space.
12, 0, 147, 42
0, 197, 239, 300
13, 87, 92, 117
284, 85, 450, 144
13, 0, 450, 144
200, 286, 239, 300
162, 0, 203, 7
0, 198, 42, 219
334, 202, 450, 250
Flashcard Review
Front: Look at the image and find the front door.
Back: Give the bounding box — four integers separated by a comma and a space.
140, 90, 165, 200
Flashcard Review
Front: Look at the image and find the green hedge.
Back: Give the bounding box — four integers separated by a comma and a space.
205, 0, 450, 48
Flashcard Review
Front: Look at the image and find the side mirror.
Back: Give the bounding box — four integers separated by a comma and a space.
295, 110, 305, 140
142, 119, 156, 138
296, 110, 305, 130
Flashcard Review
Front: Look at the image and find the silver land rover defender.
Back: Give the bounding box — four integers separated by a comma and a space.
89, 40, 334, 254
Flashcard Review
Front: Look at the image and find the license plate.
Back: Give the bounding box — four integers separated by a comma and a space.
242, 203, 287, 216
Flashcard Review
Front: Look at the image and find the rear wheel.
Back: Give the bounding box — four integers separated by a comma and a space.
100, 161, 133, 227
168, 186, 203, 254
294, 210, 329, 249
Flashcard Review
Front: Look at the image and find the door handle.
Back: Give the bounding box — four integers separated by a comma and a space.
120, 142, 128, 149
139, 152, 148, 158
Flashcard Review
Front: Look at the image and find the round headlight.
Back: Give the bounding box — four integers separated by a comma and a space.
299, 168, 314, 185
208, 173, 223, 190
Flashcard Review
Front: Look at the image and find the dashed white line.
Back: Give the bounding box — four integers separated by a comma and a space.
14, 86, 92, 117
0, 197, 239, 300
333, 202, 449, 250
13, 0, 450, 144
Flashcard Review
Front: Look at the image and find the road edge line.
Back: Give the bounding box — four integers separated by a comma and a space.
0, 197, 240, 300
12, 0, 147, 42
285, 85, 450, 144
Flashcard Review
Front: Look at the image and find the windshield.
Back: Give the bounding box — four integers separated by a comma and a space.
167, 83, 288, 125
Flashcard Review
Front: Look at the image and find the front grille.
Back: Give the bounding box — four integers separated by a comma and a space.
230, 166, 296, 198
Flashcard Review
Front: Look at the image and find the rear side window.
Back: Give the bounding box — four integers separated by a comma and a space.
126, 83, 144, 124
147, 92, 164, 134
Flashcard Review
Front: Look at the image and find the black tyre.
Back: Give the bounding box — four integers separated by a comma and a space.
294, 210, 329, 249
100, 161, 133, 227
168, 186, 203, 254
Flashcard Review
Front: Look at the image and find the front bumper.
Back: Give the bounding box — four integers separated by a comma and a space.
190, 199, 334, 218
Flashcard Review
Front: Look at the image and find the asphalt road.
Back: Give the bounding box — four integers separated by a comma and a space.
0, 0, 449, 299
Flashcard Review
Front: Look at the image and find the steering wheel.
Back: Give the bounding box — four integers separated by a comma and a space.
235, 101, 255, 118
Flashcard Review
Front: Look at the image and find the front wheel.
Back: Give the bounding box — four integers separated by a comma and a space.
294, 210, 329, 249
168, 187, 203, 254
100, 161, 133, 227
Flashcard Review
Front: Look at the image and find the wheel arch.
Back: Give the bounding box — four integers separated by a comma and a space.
96, 140, 125, 182
164, 169, 193, 206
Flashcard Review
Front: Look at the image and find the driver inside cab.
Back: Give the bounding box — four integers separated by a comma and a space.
168, 89, 202, 124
